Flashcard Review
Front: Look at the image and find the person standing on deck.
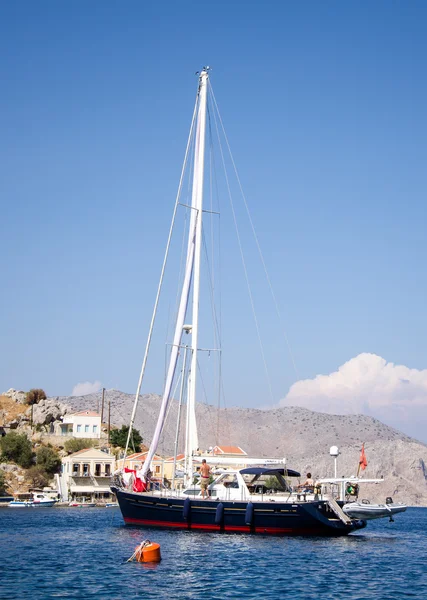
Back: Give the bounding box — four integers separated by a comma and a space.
199, 459, 211, 499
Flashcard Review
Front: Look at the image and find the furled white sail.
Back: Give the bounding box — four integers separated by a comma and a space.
141, 69, 209, 482
140, 218, 197, 479
185, 71, 209, 470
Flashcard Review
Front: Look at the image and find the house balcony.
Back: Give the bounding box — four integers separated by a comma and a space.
70, 475, 112, 494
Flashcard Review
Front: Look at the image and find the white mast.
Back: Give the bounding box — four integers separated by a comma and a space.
141, 69, 209, 481
186, 68, 209, 484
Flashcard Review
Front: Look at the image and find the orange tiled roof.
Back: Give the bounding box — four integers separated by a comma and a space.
165, 453, 185, 462
121, 451, 163, 462
122, 446, 149, 459
213, 445, 247, 455
125, 452, 147, 460
72, 410, 100, 417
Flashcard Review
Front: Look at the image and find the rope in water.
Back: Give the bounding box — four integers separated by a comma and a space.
126, 540, 152, 563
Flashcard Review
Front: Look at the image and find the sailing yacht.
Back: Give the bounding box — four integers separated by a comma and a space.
111, 69, 372, 535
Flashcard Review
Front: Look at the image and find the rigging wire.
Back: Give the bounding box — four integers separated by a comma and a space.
200, 228, 222, 362
208, 104, 219, 443
200, 224, 229, 445
206, 98, 229, 444
209, 83, 300, 383
158, 365, 184, 453
170, 134, 196, 347
196, 358, 222, 447
124, 86, 200, 458
164, 124, 197, 388
209, 86, 275, 405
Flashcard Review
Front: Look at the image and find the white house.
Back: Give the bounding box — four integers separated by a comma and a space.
59, 447, 116, 503
58, 410, 101, 439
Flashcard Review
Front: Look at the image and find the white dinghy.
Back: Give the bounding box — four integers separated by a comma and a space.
316, 447, 407, 523
343, 499, 407, 521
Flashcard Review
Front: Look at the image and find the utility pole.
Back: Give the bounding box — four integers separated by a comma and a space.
107, 398, 111, 448
101, 388, 105, 423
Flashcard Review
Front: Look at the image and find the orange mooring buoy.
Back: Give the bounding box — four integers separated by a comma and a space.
134, 541, 161, 563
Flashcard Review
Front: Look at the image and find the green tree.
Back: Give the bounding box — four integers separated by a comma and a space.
27, 466, 49, 488
0, 432, 33, 468
36, 447, 61, 475
110, 425, 143, 452
25, 389, 47, 405
64, 438, 96, 454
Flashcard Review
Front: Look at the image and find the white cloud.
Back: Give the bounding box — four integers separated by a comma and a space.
72, 380, 102, 396
280, 353, 427, 439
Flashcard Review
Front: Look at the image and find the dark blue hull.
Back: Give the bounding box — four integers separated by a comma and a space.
112, 487, 366, 536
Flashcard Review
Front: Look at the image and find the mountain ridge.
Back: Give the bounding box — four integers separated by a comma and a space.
59, 389, 427, 506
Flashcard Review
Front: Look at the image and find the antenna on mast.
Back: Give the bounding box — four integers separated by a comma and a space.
195, 66, 211, 75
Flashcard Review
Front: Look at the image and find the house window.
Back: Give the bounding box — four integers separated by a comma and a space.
105, 464, 111, 476
155, 466, 161, 474
76, 425, 81, 433
95, 464, 101, 477
83, 463, 90, 476
72, 464, 79, 475
93, 425, 97, 434
85, 425, 89, 433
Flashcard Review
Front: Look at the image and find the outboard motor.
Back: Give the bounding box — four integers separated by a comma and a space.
385, 497, 394, 522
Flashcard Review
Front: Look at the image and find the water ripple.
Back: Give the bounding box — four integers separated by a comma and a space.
0, 507, 426, 599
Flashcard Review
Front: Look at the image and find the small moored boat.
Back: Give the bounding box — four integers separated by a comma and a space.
343, 499, 407, 521
9, 492, 57, 508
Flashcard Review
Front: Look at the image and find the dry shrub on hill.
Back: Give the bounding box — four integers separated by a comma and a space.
0, 395, 28, 422
26, 465, 49, 488
25, 389, 47, 405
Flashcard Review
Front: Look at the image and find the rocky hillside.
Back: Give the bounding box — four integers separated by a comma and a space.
1, 391, 72, 437
59, 389, 427, 506
2, 388, 427, 505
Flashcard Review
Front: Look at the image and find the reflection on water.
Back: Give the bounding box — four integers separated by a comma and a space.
0, 507, 426, 599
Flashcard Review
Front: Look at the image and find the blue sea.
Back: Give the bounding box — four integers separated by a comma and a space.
0, 506, 426, 599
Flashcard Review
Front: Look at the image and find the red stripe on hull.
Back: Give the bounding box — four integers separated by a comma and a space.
123, 517, 323, 535
125, 517, 188, 528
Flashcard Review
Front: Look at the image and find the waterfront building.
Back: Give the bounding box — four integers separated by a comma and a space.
59, 447, 116, 503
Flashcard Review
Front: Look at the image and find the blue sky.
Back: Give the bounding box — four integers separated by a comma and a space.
1, 1, 426, 440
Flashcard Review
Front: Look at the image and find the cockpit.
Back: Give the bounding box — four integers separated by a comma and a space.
240, 467, 301, 495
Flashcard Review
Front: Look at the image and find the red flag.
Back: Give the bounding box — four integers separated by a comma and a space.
359, 444, 368, 470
